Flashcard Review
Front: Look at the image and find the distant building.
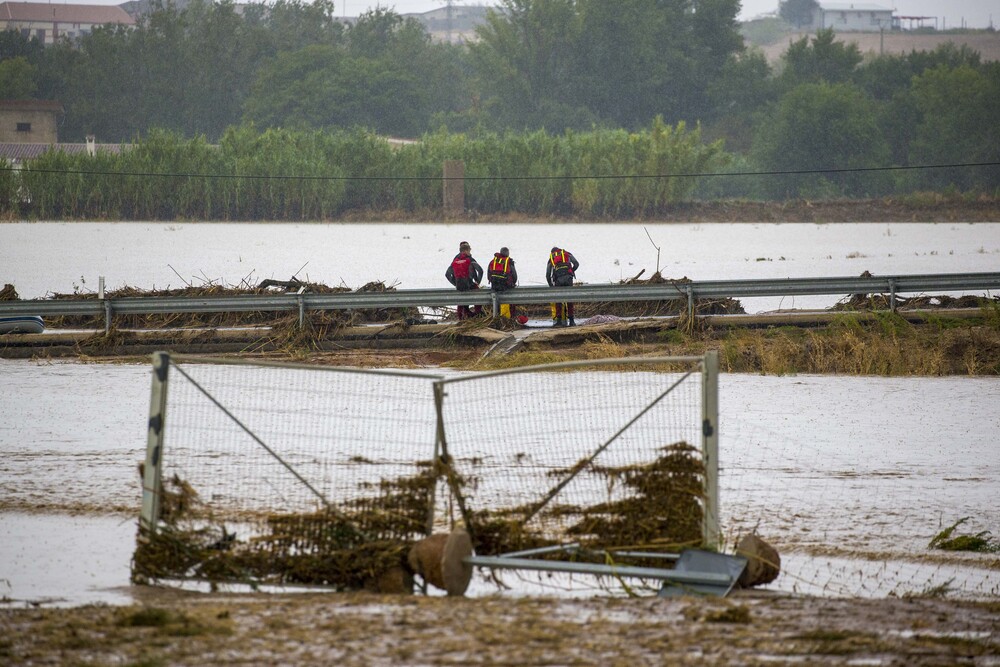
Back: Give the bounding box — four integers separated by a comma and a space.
405, 4, 493, 43
0, 99, 63, 144
0, 99, 126, 166
810, 2, 896, 32
0, 2, 136, 45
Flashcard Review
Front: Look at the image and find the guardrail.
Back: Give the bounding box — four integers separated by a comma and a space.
1, 272, 998, 332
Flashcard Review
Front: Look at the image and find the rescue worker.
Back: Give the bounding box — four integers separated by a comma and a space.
445, 241, 483, 320
546, 246, 580, 326
487, 246, 518, 319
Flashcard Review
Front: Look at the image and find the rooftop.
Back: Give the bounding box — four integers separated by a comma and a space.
0, 2, 136, 25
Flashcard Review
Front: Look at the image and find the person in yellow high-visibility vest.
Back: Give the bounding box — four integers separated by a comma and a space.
546, 247, 580, 326
487, 247, 519, 319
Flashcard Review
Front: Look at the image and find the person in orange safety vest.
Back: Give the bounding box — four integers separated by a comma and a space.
546, 247, 580, 326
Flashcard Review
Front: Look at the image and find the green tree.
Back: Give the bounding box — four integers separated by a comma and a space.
62, 24, 144, 141
853, 42, 983, 101
687, 0, 746, 119
778, 0, 818, 29
0, 56, 38, 98
470, 0, 589, 129
909, 64, 1000, 190
246, 0, 344, 54
572, 0, 676, 127
0, 29, 44, 61
471, 0, 745, 131
705, 49, 773, 152
243, 9, 469, 137
781, 28, 862, 87
243, 45, 425, 136
751, 82, 891, 198
178, 0, 272, 139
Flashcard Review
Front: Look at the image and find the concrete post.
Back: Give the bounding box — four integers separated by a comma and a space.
443, 160, 465, 217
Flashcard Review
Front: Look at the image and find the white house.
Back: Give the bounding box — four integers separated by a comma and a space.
811, 2, 895, 32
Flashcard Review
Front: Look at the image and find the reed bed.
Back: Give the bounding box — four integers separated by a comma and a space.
5, 120, 727, 220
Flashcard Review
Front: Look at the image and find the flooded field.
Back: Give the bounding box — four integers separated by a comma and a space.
1, 359, 997, 606
3, 221, 999, 311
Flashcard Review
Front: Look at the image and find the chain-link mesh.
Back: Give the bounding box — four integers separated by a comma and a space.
134, 355, 709, 591
434, 360, 706, 556
133, 358, 442, 589
722, 417, 1000, 598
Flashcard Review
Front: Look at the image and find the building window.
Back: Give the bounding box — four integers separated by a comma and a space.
16, 123, 32, 132
35, 29, 45, 41
20, 28, 30, 39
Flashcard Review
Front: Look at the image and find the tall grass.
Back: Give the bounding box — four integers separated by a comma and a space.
717, 314, 1000, 375
5, 119, 729, 220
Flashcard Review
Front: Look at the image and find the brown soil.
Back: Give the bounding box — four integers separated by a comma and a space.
2, 590, 997, 665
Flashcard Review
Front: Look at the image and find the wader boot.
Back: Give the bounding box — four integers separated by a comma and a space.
568, 317, 576, 326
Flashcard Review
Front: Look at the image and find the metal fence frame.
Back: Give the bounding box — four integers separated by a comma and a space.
430, 352, 720, 548
141, 351, 720, 550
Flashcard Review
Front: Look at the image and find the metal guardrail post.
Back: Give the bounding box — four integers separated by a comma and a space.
140, 351, 170, 533
686, 285, 694, 321
297, 294, 305, 329
104, 299, 112, 334
490, 291, 500, 317
889, 279, 897, 312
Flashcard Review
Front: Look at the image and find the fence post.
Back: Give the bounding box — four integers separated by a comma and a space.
443, 160, 465, 217
141, 351, 170, 533
701, 350, 720, 550
428, 380, 447, 535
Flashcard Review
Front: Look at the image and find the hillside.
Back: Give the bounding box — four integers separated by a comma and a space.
755, 30, 1000, 63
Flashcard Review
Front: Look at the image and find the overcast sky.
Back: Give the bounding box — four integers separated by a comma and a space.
46, 0, 999, 29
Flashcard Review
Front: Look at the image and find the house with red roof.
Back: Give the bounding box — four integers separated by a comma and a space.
0, 2, 135, 45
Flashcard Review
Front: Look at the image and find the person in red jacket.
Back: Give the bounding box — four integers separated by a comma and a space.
488, 246, 519, 319
445, 241, 483, 320
546, 246, 580, 326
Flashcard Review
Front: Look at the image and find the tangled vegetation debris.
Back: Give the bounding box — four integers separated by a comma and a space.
132, 465, 437, 591
459, 442, 705, 559
132, 443, 706, 591
929, 518, 999, 553
38, 278, 419, 329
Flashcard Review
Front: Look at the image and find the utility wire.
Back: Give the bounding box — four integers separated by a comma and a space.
0, 161, 997, 182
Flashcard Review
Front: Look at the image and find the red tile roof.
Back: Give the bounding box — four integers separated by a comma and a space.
0, 142, 127, 162
0, 2, 135, 25
0, 99, 65, 113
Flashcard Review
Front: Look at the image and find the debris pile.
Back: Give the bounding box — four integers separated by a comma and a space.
132, 444, 708, 593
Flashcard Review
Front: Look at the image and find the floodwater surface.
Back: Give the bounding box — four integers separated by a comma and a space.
1, 359, 997, 605
3, 221, 998, 311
